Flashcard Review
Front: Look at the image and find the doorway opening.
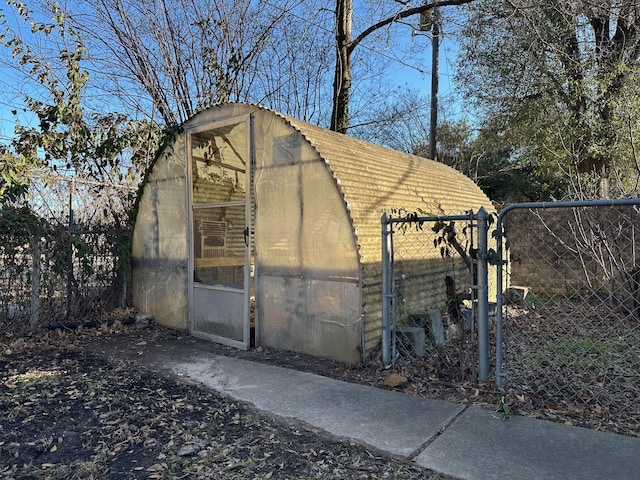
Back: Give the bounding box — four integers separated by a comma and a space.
187, 115, 254, 350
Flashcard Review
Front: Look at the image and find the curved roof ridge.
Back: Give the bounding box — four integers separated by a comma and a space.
280, 113, 492, 211
184, 102, 493, 266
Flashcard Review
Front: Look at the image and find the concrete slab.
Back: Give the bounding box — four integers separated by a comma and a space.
417, 405, 640, 480
165, 353, 465, 458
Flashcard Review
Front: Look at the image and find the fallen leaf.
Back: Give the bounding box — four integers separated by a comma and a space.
383, 373, 408, 388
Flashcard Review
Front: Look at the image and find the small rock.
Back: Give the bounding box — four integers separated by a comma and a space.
135, 340, 147, 346
383, 373, 408, 388
134, 313, 154, 329
177, 441, 207, 457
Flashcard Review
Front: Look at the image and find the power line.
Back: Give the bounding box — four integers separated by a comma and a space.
260, 0, 454, 77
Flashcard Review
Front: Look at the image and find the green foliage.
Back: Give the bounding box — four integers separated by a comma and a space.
0, 1, 164, 323
457, 1, 640, 199
496, 389, 512, 420
414, 118, 568, 203
471, 124, 568, 202
526, 336, 638, 373
2, 1, 161, 187
526, 291, 541, 308
0, 145, 33, 204
0, 203, 71, 279
0, 205, 41, 237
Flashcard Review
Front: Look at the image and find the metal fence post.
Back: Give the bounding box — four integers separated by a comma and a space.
495, 212, 507, 389
381, 213, 393, 367
66, 179, 76, 319
477, 207, 490, 381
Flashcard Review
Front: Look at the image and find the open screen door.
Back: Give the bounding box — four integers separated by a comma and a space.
188, 115, 253, 349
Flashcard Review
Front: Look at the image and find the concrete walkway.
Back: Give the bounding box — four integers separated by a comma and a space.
113, 339, 640, 480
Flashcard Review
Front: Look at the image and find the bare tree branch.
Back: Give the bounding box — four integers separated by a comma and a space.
349, 0, 475, 54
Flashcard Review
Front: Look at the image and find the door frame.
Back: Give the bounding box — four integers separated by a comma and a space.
186, 113, 254, 350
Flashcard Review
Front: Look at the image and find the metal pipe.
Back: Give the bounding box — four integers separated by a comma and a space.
498, 198, 640, 217
360, 314, 366, 364
66, 179, 75, 319
495, 215, 506, 388
381, 212, 392, 367
477, 207, 490, 381
30, 232, 41, 330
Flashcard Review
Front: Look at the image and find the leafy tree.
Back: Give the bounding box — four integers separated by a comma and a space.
1, 1, 163, 325
470, 122, 567, 203
457, 0, 640, 199
3, 1, 161, 210
409, 116, 567, 203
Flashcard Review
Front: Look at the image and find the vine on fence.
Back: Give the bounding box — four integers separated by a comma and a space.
388, 208, 474, 380
0, 4, 162, 333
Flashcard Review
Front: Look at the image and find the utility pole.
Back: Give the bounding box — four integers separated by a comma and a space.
428, 6, 440, 161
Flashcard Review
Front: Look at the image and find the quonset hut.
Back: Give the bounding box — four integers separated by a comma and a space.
131, 103, 493, 363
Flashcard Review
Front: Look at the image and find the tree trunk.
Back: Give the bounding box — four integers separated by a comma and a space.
331, 0, 352, 133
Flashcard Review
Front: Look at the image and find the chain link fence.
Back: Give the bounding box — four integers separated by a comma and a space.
383, 210, 491, 383
498, 202, 640, 431
0, 174, 137, 336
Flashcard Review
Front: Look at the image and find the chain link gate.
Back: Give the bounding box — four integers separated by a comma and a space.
496, 199, 640, 434
381, 208, 492, 382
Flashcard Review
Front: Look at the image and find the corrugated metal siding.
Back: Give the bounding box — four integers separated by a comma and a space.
283, 116, 494, 357
134, 102, 494, 361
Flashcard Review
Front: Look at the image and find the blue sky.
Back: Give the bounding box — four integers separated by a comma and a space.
0, 3, 44, 143
0, 2, 463, 146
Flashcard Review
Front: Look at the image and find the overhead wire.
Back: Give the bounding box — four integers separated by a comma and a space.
0, 0, 463, 139
259, 0, 459, 78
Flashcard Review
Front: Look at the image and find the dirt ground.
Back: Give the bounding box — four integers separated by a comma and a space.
1, 322, 455, 480
2, 307, 638, 479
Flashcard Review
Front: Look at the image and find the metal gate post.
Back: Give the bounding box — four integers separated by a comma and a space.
495, 212, 507, 389
30, 232, 41, 330
477, 207, 490, 381
381, 213, 393, 367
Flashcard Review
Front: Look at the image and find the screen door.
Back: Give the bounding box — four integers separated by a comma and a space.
188, 115, 253, 349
